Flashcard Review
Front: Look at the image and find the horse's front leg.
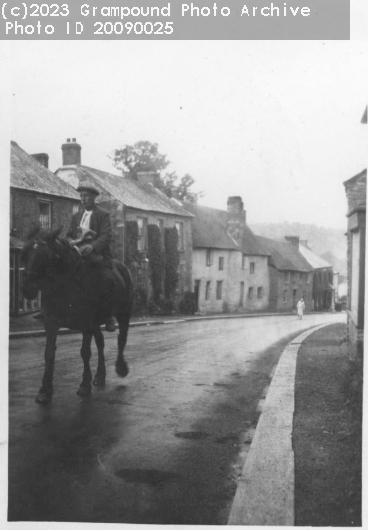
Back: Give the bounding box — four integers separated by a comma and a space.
36, 320, 59, 404
77, 330, 93, 396
93, 326, 106, 386
115, 315, 129, 378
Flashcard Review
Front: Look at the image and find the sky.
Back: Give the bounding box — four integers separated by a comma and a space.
5, 39, 368, 229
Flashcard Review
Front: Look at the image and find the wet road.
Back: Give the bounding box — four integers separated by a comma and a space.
8, 313, 344, 523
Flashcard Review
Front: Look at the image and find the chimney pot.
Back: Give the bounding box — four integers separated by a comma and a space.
285, 236, 300, 249
137, 170, 160, 188
72, 138, 76, 142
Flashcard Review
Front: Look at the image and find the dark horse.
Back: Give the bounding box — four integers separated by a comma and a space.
21, 227, 133, 404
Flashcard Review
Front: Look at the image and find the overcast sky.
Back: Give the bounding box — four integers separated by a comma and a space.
7, 40, 368, 229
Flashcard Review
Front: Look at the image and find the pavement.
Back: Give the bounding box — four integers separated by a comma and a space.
9, 310, 354, 525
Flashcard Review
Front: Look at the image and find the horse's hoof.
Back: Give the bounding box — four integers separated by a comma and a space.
115, 360, 129, 378
77, 385, 91, 397
35, 392, 52, 404
93, 374, 106, 386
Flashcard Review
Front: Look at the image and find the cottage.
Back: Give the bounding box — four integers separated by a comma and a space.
185, 197, 270, 313
343, 168, 366, 358
287, 237, 335, 310
55, 139, 194, 307
256, 236, 313, 312
10, 141, 80, 315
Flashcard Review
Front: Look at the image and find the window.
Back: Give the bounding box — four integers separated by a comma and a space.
175, 222, 184, 251
283, 290, 288, 303
242, 255, 247, 269
250, 262, 255, 274
294, 272, 300, 283
257, 287, 263, 299
72, 203, 80, 215
216, 281, 223, 300
248, 287, 254, 300
284, 272, 291, 284
206, 249, 213, 266
219, 257, 224, 270
205, 281, 211, 300
39, 201, 51, 229
306, 273, 311, 284
137, 217, 147, 251
158, 219, 164, 232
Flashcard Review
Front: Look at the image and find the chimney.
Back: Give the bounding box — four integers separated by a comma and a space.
226, 196, 246, 242
61, 138, 81, 165
285, 236, 300, 249
31, 153, 49, 168
137, 170, 160, 188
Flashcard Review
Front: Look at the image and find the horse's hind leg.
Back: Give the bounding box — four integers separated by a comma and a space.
77, 330, 93, 396
93, 327, 106, 386
115, 314, 130, 378
36, 321, 59, 404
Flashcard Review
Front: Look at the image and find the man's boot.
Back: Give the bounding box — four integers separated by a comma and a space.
105, 315, 116, 332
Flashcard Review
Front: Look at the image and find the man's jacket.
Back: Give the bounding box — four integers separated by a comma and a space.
66, 205, 112, 259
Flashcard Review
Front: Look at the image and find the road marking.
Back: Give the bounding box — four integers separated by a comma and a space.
227, 323, 332, 526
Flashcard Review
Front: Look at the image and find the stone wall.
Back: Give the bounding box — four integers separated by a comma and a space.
10, 188, 79, 239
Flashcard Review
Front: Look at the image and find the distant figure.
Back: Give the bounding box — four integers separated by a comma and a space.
297, 298, 305, 319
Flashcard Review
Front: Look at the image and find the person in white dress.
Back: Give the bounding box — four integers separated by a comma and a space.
297, 298, 305, 319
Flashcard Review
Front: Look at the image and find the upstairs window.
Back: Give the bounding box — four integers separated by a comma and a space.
72, 203, 80, 215
39, 201, 51, 230
306, 273, 311, 284
219, 257, 224, 271
284, 272, 291, 284
206, 249, 213, 266
175, 221, 184, 251
250, 262, 255, 274
242, 255, 247, 269
137, 217, 147, 251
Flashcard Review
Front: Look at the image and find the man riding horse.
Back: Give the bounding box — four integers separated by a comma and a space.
66, 184, 116, 332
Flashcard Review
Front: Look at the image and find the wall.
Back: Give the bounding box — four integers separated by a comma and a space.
192, 250, 270, 313
269, 268, 313, 312
10, 188, 79, 239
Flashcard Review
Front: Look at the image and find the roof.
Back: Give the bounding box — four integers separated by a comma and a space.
298, 243, 333, 270
343, 168, 367, 187
184, 203, 270, 255
184, 203, 239, 250
10, 141, 80, 200
57, 164, 193, 218
257, 236, 313, 272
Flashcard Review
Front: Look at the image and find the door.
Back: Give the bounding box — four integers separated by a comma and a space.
194, 280, 200, 312
239, 282, 244, 307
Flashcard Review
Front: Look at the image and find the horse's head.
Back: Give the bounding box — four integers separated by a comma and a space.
21, 227, 65, 300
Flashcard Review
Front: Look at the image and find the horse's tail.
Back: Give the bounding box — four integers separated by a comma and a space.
113, 260, 134, 314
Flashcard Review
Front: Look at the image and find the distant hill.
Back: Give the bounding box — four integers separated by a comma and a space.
250, 222, 347, 276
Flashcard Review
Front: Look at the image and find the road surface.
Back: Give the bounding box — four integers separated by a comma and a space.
8, 312, 344, 523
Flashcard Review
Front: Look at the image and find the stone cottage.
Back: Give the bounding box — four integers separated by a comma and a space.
55, 139, 194, 307
10, 141, 80, 315
184, 197, 270, 313
256, 236, 314, 312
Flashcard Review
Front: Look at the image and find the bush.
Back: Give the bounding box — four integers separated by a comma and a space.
178, 292, 196, 315
147, 297, 174, 316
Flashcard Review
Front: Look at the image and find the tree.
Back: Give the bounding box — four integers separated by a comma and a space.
112, 141, 170, 180
112, 141, 202, 203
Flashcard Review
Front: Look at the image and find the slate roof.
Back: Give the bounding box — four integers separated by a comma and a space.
10, 141, 80, 200
343, 168, 367, 187
184, 203, 270, 255
257, 236, 313, 272
58, 164, 193, 218
184, 203, 239, 250
298, 243, 333, 270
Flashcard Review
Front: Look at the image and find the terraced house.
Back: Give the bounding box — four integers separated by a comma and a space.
185, 197, 270, 313
55, 139, 194, 307
10, 141, 80, 315
256, 236, 314, 312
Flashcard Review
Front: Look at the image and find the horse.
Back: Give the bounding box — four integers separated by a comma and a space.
21, 227, 133, 404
